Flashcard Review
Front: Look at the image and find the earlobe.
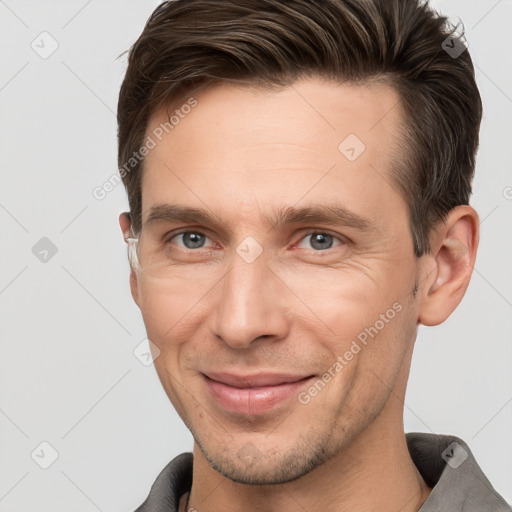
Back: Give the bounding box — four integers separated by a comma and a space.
418, 206, 479, 326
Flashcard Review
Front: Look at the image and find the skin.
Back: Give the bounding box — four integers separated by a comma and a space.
119, 76, 479, 512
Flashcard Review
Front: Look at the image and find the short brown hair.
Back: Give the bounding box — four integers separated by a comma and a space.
117, 0, 482, 256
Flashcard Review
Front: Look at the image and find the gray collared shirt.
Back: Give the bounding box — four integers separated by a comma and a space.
134, 432, 511, 511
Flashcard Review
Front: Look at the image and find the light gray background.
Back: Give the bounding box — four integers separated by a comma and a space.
0, 0, 511, 510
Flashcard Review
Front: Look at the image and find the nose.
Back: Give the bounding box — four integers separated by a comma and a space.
212, 248, 291, 349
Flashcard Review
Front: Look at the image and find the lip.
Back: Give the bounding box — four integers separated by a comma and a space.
202, 372, 314, 415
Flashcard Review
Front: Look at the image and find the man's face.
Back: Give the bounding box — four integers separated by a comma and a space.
129, 77, 426, 484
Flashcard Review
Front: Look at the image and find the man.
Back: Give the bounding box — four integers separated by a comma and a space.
116, 0, 511, 511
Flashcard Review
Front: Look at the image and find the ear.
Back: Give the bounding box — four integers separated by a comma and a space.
119, 212, 141, 307
418, 205, 479, 326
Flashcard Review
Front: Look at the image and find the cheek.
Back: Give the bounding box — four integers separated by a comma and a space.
317, 309, 414, 434
302, 270, 413, 398
279, 264, 405, 335
137, 277, 201, 338
137, 279, 210, 377
137, 286, 186, 385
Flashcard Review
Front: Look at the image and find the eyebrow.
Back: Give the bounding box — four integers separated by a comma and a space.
144, 203, 375, 234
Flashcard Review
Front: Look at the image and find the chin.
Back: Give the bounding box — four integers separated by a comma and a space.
195, 427, 338, 485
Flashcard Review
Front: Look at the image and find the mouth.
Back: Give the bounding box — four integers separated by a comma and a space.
201, 371, 315, 415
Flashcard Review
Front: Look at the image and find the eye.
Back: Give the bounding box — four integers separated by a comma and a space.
169, 231, 214, 249
296, 232, 346, 251
166, 230, 347, 253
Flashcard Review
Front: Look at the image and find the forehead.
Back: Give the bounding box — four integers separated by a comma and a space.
146, 77, 403, 160
141, 77, 407, 231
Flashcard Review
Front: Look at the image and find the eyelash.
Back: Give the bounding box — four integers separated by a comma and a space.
165, 229, 348, 254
